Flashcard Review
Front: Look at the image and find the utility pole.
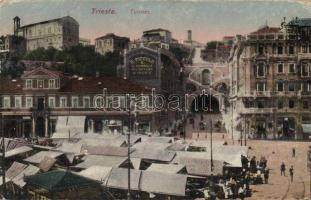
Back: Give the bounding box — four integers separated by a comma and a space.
1, 114, 6, 197
127, 109, 131, 200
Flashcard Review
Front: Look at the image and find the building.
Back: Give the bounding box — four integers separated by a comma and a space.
79, 38, 91, 46
142, 28, 172, 44
229, 20, 311, 140
201, 36, 234, 63
95, 33, 129, 55
0, 35, 26, 57
0, 67, 161, 138
14, 16, 79, 51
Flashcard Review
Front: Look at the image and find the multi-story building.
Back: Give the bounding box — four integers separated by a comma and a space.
95, 33, 129, 55
14, 16, 79, 51
79, 38, 91, 46
142, 28, 172, 44
0, 67, 159, 138
0, 35, 26, 57
229, 20, 311, 140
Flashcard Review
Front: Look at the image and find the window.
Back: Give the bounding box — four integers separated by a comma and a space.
301, 82, 310, 92
49, 79, 55, 89
277, 82, 284, 92
83, 96, 90, 108
256, 82, 266, 91
26, 96, 33, 108
14, 96, 22, 108
277, 46, 283, 54
72, 96, 79, 108
258, 45, 264, 55
3, 96, 10, 108
303, 101, 309, 109
302, 45, 308, 53
288, 83, 295, 92
257, 62, 266, 77
60, 96, 67, 108
289, 100, 295, 108
38, 80, 44, 88
257, 101, 265, 108
302, 62, 310, 77
277, 63, 284, 73
289, 63, 295, 73
289, 46, 294, 54
278, 100, 283, 109
48, 96, 55, 108
26, 79, 32, 89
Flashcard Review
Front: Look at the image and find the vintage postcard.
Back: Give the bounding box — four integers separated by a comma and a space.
0, 0, 310, 199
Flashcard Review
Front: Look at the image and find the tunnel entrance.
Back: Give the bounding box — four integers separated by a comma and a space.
191, 95, 220, 113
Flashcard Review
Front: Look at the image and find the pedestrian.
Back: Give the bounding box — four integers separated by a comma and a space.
292, 147, 295, 158
289, 166, 294, 182
264, 169, 269, 184
280, 162, 286, 176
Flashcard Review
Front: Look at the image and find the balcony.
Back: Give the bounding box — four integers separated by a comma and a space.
298, 53, 311, 61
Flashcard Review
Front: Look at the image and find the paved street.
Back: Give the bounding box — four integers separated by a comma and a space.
185, 113, 310, 200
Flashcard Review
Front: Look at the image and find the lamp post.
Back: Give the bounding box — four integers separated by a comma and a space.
127, 108, 131, 200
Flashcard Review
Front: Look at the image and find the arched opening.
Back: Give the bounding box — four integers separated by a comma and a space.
186, 83, 197, 92
191, 95, 220, 113
36, 117, 45, 137
201, 69, 211, 85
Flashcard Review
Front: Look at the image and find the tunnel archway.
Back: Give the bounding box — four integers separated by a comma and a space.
191, 94, 220, 113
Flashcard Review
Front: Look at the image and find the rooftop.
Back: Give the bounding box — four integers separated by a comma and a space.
287, 18, 311, 27
95, 33, 129, 41
249, 25, 281, 35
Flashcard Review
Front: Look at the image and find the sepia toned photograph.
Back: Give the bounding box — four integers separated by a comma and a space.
0, 0, 310, 199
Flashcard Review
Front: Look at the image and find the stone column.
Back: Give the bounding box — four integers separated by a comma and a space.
32, 117, 36, 138
45, 117, 48, 138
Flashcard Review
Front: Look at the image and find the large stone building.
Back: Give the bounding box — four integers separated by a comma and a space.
229, 19, 311, 140
14, 16, 79, 51
0, 67, 159, 138
95, 33, 129, 55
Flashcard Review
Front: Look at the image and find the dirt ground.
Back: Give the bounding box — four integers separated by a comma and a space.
190, 132, 310, 200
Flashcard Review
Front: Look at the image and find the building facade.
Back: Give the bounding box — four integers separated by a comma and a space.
229, 21, 311, 140
95, 33, 129, 55
14, 16, 79, 51
0, 67, 159, 138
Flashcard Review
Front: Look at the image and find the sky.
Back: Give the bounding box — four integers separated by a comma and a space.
1, 0, 311, 44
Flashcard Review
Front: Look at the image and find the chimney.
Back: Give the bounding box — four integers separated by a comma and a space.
187, 30, 192, 41
13, 16, 21, 36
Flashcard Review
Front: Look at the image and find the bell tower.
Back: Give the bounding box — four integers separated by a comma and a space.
13, 16, 21, 36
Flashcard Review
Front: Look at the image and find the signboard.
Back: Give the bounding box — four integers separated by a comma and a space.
129, 55, 156, 78
308, 147, 311, 173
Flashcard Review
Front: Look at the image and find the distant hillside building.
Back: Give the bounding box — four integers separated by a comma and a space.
95, 33, 129, 55
14, 16, 79, 51
142, 28, 172, 44
0, 34, 26, 57
79, 38, 91, 46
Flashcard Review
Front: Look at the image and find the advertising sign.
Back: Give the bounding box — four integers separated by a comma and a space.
129, 55, 156, 78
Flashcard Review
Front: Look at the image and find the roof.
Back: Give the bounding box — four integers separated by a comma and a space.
74, 155, 127, 169
6, 162, 27, 179
143, 28, 171, 34
174, 157, 224, 176
38, 156, 57, 172
5, 146, 33, 158
146, 163, 185, 174
95, 33, 129, 41
287, 18, 311, 27
0, 78, 22, 94
55, 142, 83, 154
23, 151, 64, 164
12, 165, 40, 188
140, 171, 187, 196
145, 137, 173, 143
19, 16, 77, 29
131, 148, 176, 162
59, 76, 150, 94
250, 25, 281, 34
25, 170, 100, 192
79, 166, 112, 182
105, 168, 141, 190
81, 145, 134, 156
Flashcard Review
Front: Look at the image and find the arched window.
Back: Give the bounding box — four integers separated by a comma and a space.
202, 69, 210, 85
